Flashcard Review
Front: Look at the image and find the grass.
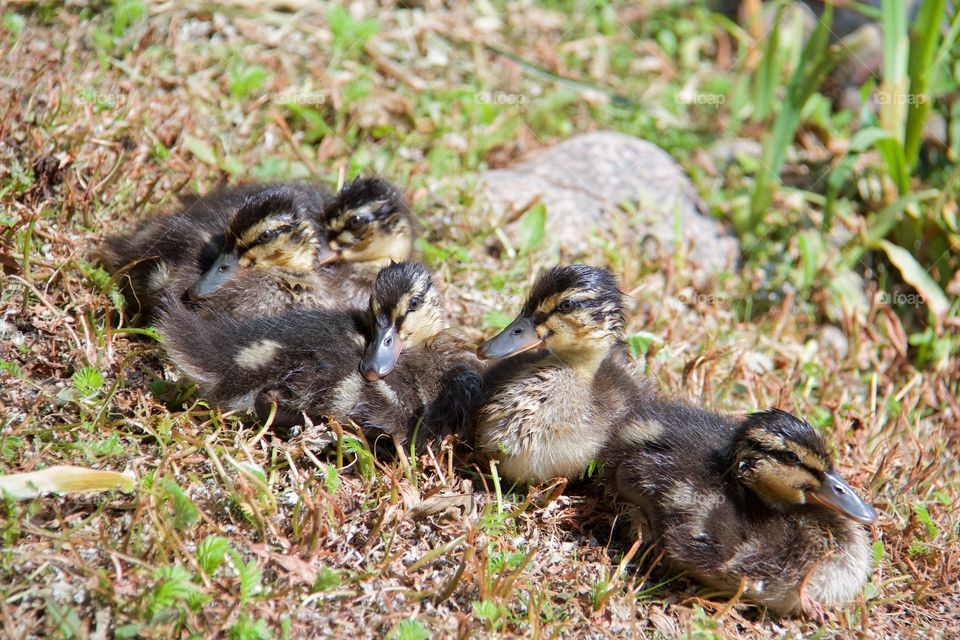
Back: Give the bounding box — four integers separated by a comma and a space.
1, 0, 958, 637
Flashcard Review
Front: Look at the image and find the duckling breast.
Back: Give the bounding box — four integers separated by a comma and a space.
798, 518, 873, 610
476, 362, 605, 484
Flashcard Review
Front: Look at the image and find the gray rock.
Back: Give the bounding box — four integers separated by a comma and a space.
478, 131, 738, 276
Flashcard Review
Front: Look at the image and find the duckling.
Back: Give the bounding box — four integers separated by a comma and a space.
605, 406, 877, 615
158, 262, 482, 447
99, 182, 332, 317
183, 184, 336, 315
315, 176, 415, 308
474, 264, 643, 485
185, 177, 415, 314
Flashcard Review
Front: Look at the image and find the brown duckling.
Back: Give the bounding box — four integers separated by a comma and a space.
185, 177, 414, 315
474, 264, 643, 485
158, 262, 481, 447
99, 182, 331, 317
605, 406, 877, 615
317, 177, 415, 308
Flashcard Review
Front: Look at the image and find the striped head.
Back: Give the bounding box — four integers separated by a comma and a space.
188, 185, 330, 300
734, 409, 877, 525
358, 262, 444, 381
324, 178, 414, 267
478, 265, 625, 371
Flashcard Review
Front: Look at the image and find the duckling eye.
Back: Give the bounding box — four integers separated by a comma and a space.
346, 214, 366, 231
557, 299, 578, 313
408, 296, 422, 312
783, 451, 801, 464
256, 228, 282, 244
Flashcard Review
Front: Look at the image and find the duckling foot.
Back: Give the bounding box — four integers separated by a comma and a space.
799, 592, 827, 622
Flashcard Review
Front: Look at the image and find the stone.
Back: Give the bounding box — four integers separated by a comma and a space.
478, 131, 738, 276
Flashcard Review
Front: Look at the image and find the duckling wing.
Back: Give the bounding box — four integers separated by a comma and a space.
424, 360, 484, 443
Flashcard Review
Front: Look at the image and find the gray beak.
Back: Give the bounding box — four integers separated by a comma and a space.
188, 251, 240, 300
477, 316, 543, 360
808, 471, 878, 525
359, 325, 403, 381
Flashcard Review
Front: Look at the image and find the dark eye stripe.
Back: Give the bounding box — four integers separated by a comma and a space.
767, 449, 823, 476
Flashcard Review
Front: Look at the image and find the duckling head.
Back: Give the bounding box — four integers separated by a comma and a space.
324, 177, 414, 267
733, 409, 877, 525
188, 186, 330, 299
359, 261, 444, 381
477, 264, 625, 373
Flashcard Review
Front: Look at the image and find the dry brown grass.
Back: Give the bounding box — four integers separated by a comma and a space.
1, 2, 958, 638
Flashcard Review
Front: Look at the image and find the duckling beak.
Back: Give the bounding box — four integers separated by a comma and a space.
477, 316, 543, 359
188, 251, 239, 300
359, 325, 403, 381
316, 243, 340, 266
808, 471, 877, 525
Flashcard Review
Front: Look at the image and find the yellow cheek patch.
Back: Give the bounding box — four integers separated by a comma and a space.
402, 305, 444, 345
341, 225, 411, 264
754, 460, 810, 504
542, 314, 606, 345
398, 289, 443, 345
277, 243, 319, 272
241, 237, 317, 272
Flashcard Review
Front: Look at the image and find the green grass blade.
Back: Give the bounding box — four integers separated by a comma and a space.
753, 2, 786, 122
879, 0, 909, 145
904, 1, 955, 166
746, 5, 837, 230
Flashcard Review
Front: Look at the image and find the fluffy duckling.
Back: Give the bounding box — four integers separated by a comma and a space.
159, 262, 481, 447
606, 406, 877, 615
316, 176, 415, 308
184, 184, 335, 315
99, 182, 331, 317
186, 177, 415, 314
474, 265, 643, 485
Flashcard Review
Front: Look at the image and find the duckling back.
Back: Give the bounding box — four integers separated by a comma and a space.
157, 295, 365, 412
186, 266, 343, 318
